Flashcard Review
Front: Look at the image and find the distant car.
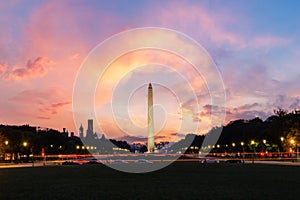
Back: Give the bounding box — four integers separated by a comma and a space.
83, 159, 103, 165
62, 161, 81, 165
201, 159, 219, 163
225, 159, 242, 163
134, 159, 153, 164
110, 159, 129, 164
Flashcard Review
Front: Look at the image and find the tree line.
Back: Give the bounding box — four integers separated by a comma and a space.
0, 125, 131, 162
170, 108, 300, 154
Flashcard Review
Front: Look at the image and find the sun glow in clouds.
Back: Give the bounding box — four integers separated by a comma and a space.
73, 27, 225, 172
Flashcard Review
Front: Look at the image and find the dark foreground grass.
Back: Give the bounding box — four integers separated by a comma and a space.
0, 162, 300, 200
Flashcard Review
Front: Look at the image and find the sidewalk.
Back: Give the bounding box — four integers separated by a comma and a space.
0, 161, 58, 169
245, 160, 300, 166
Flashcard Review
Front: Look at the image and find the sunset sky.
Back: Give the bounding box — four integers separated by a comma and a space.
1, 1, 300, 142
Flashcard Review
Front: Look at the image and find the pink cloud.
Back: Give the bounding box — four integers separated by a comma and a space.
37, 116, 51, 120
11, 57, 53, 79
251, 36, 290, 49
1, 57, 53, 80
11, 87, 71, 118
11, 87, 64, 102
39, 101, 71, 115
147, 1, 246, 48
22, 1, 125, 60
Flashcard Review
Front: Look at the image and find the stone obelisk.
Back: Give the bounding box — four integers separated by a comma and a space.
147, 83, 155, 152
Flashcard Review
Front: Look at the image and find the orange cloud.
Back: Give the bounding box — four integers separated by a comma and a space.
0, 63, 8, 76
69, 53, 80, 60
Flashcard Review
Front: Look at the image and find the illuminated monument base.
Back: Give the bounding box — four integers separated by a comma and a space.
147, 83, 155, 152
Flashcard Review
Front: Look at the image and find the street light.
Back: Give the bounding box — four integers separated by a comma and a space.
262, 139, 267, 156
5, 140, 8, 145
280, 137, 285, 157
240, 142, 245, 163
250, 140, 255, 164
280, 137, 284, 142
22, 142, 29, 163
263, 139, 267, 144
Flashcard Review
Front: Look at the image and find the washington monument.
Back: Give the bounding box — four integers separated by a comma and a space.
147, 83, 155, 152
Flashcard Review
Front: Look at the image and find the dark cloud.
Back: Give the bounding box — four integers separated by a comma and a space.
267, 94, 300, 111
170, 132, 186, 138
234, 110, 270, 121
234, 103, 260, 111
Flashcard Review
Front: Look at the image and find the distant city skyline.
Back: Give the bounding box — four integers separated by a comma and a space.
0, 1, 300, 141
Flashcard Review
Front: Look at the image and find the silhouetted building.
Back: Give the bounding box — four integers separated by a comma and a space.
62, 128, 68, 137
86, 119, 94, 139
79, 124, 84, 138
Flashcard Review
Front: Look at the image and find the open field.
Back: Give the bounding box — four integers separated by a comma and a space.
1, 162, 300, 200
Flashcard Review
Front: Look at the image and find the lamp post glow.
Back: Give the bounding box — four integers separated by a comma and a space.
251, 140, 255, 164
262, 139, 267, 155
290, 139, 297, 161
290, 139, 295, 153
241, 142, 245, 163
232, 143, 236, 152
280, 137, 285, 156
5, 140, 8, 145
22, 142, 30, 164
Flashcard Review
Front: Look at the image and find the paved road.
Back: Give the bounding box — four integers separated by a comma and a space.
1, 159, 300, 169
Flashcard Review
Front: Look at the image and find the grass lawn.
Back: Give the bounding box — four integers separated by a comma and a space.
0, 162, 300, 199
